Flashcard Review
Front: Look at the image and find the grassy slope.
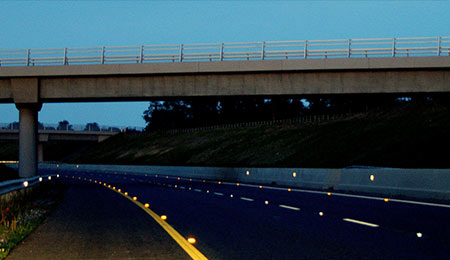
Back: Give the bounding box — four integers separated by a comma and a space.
67, 102, 450, 168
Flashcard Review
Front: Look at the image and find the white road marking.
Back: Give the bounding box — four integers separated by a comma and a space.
240, 197, 254, 202
343, 218, 379, 227
194, 189, 202, 192
279, 205, 301, 211
214, 192, 224, 196
180, 186, 186, 190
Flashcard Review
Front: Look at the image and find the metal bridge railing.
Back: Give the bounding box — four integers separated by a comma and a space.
0, 36, 449, 67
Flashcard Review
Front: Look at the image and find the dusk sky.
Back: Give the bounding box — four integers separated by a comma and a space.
1, 1, 449, 128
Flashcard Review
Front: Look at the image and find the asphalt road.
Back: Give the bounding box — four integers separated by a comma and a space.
7, 182, 192, 260
11, 169, 450, 260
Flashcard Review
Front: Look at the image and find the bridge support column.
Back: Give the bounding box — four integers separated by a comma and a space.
38, 143, 44, 162
15, 103, 42, 178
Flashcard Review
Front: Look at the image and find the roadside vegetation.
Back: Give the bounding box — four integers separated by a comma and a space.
67, 100, 450, 168
0, 182, 64, 259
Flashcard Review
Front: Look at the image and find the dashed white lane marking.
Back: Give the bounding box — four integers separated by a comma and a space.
279, 205, 301, 211
343, 218, 379, 227
194, 189, 202, 192
240, 197, 255, 202
180, 186, 186, 190
214, 192, 224, 196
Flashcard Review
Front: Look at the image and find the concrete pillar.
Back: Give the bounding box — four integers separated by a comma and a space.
15, 104, 42, 178
38, 143, 44, 162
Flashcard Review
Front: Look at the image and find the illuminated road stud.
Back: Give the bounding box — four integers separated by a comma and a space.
23, 181, 29, 187
218, 181, 222, 184
108, 185, 111, 188
124, 192, 128, 196
293, 172, 297, 177
384, 198, 389, 202
118, 189, 121, 192
133, 196, 137, 201
370, 174, 375, 181
236, 183, 240, 186
187, 237, 197, 244
416, 232, 423, 238
177, 177, 181, 180
265, 201, 269, 205
230, 194, 234, 198
161, 215, 168, 220
246, 170, 250, 175
259, 186, 263, 189
288, 188, 292, 192
39, 177, 43, 182
113, 187, 116, 190
99, 181, 102, 184
319, 212, 324, 216
144, 203, 150, 208
327, 192, 332, 196
206, 190, 210, 193
48, 176, 52, 180
57, 174, 60, 178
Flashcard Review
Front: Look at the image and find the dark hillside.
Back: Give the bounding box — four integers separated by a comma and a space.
67, 102, 450, 168
0, 164, 18, 181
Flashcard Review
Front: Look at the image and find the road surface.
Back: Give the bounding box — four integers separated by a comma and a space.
9, 169, 450, 259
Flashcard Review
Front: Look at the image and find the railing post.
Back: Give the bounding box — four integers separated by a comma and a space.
101, 46, 105, 64
220, 43, 224, 61
304, 40, 308, 59
140, 45, 144, 63
63, 48, 68, 65
437, 36, 441, 56
392, 38, 396, 57
26, 49, 31, 66
179, 44, 183, 62
261, 41, 265, 60
347, 39, 351, 58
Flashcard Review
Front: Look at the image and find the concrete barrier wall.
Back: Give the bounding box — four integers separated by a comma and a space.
37, 163, 450, 201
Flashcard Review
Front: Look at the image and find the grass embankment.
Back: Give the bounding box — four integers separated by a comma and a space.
0, 182, 64, 259
68, 102, 450, 168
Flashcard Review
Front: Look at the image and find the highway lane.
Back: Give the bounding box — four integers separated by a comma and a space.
57, 170, 450, 260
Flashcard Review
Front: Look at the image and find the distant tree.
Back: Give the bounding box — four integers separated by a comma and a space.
57, 120, 73, 131
84, 122, 100, 132
143, 101, 192, 131
6, 122, 19, 130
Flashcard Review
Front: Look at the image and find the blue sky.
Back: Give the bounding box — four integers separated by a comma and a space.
1, 1, 449, 127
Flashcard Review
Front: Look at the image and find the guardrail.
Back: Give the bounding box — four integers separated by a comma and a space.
0, 174, 58, 196
0, 36, 449, 67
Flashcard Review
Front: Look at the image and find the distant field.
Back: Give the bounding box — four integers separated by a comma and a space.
66, 101, 450, 168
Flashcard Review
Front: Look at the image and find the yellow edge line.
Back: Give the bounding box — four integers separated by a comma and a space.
107, 187, 209, 260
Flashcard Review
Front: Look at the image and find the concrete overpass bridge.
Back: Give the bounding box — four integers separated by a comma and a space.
0, 128, 118, 162
0, 36, 449, 178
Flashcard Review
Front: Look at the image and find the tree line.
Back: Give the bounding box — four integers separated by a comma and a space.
143, 94, 443, 131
